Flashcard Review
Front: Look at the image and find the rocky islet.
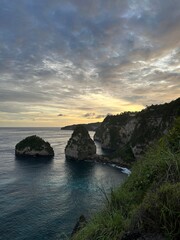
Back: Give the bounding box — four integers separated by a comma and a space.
65, 125, 96, 160
15, 135, 54, 157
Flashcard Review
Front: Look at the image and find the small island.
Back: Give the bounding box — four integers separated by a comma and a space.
15, 135, 54, 157
65, 125, 96, 160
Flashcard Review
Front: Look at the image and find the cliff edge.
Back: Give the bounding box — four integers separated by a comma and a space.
94, 98, 180, 164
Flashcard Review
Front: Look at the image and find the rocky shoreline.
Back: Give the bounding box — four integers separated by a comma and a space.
86, 154, 131, 171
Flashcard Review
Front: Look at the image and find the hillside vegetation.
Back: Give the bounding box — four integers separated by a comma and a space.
61, 122, 101, 131
15, 135, 54, 157
72, 117, 180, 240
94, 98, 180, 165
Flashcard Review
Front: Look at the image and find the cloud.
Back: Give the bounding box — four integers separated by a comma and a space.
82, 113, 96, 118
82, 113, 109, 119
0, 0, 179, 126
95, 114, 106, 119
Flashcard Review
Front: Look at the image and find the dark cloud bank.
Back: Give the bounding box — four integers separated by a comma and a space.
0, 0, 179, 125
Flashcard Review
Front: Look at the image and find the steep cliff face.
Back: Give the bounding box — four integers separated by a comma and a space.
65, 125, 96, 160
94, 98, 180, 162
94, 113, 137, 150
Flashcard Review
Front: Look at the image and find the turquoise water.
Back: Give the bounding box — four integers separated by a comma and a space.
0, 128, 127, 240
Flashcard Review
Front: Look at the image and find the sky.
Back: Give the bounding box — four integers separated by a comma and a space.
0, 0, 180, 127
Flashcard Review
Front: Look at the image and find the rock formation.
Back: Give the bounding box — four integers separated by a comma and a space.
94, 98, 180, 164
61, 122, 101, 131
65, 125, 96, 160
71, 215, 87, 237
15, 135, 54, 157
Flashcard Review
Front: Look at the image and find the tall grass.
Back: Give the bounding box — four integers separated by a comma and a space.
72, 118, 180, 240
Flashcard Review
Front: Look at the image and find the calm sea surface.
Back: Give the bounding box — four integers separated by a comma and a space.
0, 128, 127, 240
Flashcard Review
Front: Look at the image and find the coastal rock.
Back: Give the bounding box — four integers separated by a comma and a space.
88, 154, 131, 169
15, 135, 54, 157
101, 118, 137, 150
65, 125, 96, 160
94, 98, 180, 163
94, 113, 137, 150
71, 215, 87, 237
61, 122, 101, 131
121, 230, 142, 240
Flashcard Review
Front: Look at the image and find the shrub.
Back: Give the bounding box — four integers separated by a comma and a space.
137, 183, 180, 239
72, 117, 180, 240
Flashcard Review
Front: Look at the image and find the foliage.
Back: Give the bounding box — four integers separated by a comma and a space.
94, 112, 136, 142
15, 135, 54, 154
66, 125, 95, 149
104, 112, 136, 126
137, 182, 180, 239
166, 117, 180, 153
72, 125, 91, 138
110, 144, 135, 164
131, 98, 180, 145
72, 117, 180, 240
61, 122, 101, 131
94, 98, 180, 164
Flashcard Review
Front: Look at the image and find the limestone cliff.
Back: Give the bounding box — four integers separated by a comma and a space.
94, 98, 180, 163
65, 125, 96, 160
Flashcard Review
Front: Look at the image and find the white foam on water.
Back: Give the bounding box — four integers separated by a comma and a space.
109, 164, 131, 175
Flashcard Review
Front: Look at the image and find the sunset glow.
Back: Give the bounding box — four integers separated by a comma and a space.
0, 0, 179, 127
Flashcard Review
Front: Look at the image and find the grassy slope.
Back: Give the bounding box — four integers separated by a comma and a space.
72, 118, 180, 240
94, 98, 180, 164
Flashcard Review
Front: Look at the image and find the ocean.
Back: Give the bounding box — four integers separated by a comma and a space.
0, 128, 127, 240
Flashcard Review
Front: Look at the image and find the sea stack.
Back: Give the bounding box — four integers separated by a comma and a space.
65, 125, 96, 160
15, 135, 54, 157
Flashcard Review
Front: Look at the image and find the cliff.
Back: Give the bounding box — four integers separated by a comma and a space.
61, 122, 101, 131
72, 117, 180, 240
94, 98, 180, 164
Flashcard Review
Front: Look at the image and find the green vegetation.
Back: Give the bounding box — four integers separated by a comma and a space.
130, 98, 180, 146
94, 98, 180, 164
72, 125, 91, 139
137, 182, 180, 239
94, 112, 135, 143
15, 135, 54, 155
66, 125, 95, 148
72, 117, 180, 240
104, 112, 136, 126
110, 144, 135, 165
61, 122, 101, 131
